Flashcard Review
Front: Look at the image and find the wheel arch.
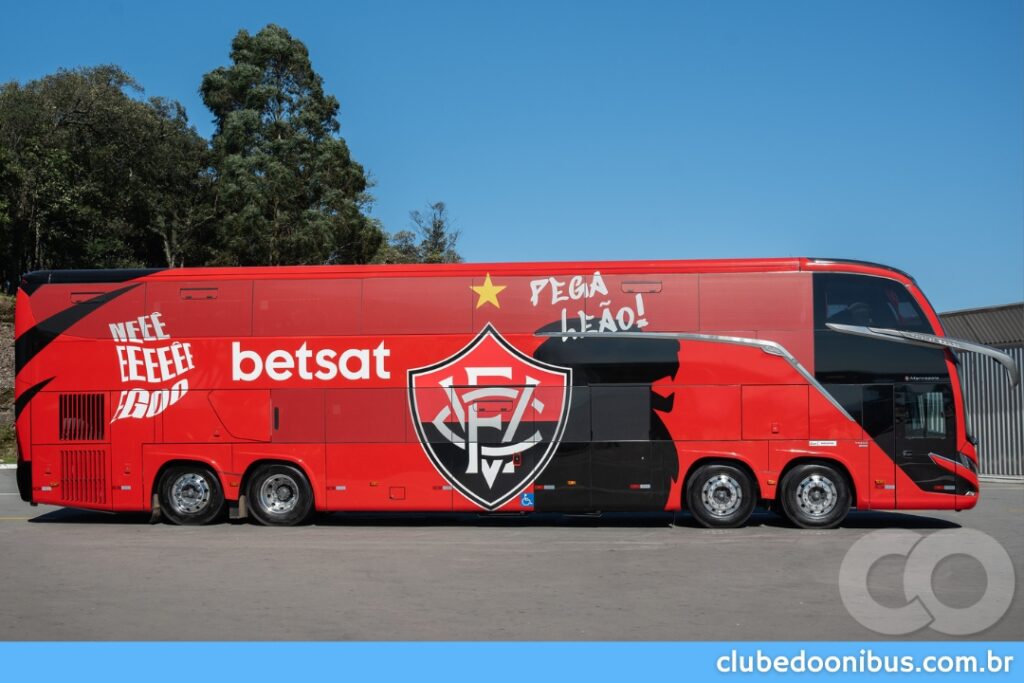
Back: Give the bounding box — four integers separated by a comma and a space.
777, 457, 859, 508
239, 458, 320, 512
152, 458, 226, 497
681, 456, 763, 508
152, 459, 227, 525
143, 445, 234, 510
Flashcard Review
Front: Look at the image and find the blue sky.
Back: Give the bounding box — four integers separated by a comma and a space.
2, 0, 1021, 312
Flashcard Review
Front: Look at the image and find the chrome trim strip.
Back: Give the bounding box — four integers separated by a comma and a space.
534, 330, 855, 421
826, 323, 1020, 387
928, 451, 960, 469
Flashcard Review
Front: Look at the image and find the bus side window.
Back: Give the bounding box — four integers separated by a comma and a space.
27, 283, 146, 339
585, 273, 700, 334
326, 388, 408, 443
363, 277, 473, 335
591, 384, 651, 441
253, 279, 362, 337
815, 273, 932, 333
700, 272, 812, 331
901, 388, 952, 439
180, 288, 218, 300
145, 281, 254, 337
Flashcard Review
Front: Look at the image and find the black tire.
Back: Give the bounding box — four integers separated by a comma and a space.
246, 463, 314, 526
768, 499, 793, 524
778, 463, 851, 529
158, 464, 226, 525
685, 463, 756, 528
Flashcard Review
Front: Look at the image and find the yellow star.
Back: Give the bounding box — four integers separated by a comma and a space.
471, 273, 506, 309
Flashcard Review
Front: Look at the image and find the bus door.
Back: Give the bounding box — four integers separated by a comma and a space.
861, 385, 896, 508
893, 382, 957, 507
533, 387, 591, 512
589, 384, 663, 511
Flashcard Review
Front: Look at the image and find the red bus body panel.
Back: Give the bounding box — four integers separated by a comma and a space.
12, 257, 977, 515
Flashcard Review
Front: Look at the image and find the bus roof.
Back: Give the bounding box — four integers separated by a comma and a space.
20, 256, 915, 289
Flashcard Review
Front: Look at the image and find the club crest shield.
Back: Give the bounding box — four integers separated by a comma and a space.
408, 324, 572, 510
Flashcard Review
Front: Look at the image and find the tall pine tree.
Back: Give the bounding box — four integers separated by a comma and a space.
201, 24, 383, 266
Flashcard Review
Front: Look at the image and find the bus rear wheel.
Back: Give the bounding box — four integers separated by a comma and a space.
778, 463, 851, 529
247, 464, 314, 526
158, 464, 226, 526
685, 463, 756, 528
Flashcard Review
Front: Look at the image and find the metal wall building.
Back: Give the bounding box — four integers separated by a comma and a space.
940, 302, 1024, 478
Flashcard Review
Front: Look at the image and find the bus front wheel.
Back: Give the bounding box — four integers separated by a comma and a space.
778, 463, 851, 529
685, 463, 756, 528
247, 463, 314, 526
158, 464, 226, 525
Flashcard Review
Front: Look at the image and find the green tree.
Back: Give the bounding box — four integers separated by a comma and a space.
376, 201, 463, 264
201, 24, 383, 266
374, 229, 422, 264
132, 98, 214, 266
412, 201, 461, 264
0, 66, 210, 275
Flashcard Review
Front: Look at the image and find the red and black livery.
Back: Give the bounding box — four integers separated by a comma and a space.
14, 258, 1016, 527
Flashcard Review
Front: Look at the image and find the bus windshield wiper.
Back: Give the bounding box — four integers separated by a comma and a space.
826, 323, 1020, 387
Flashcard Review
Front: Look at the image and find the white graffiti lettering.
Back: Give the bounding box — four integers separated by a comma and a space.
113, 379, 189, 420
115, 341, 194, 383
529, 271, 648, 339
110, 312, 195, 422
109, 312, 170, 343
529, 271, 608, 306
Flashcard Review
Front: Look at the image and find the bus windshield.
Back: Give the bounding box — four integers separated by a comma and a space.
819, 274, 933, 333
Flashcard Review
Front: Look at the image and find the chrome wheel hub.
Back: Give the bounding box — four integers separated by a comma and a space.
701, 474, 743, 517
171, 473, 212, 514
795, 474, 838, 518
259, 474, 300, 515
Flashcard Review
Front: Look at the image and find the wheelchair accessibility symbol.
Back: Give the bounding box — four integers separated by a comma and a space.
520, 492, 534, 508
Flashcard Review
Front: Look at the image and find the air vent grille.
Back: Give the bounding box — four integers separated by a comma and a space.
59, 393, 105, 441
60, 449, 108, 505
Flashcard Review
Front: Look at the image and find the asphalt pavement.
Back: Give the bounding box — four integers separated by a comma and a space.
0, 469, 1021, 640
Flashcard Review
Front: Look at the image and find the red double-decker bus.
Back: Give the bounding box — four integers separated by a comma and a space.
13, 257, 1018, 527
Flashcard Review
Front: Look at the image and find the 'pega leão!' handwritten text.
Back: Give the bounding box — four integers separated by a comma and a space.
529, 271, 649, 338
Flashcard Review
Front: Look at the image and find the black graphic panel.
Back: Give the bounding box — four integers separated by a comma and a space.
534, 441, 591, 511
533, 327, 680, 510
